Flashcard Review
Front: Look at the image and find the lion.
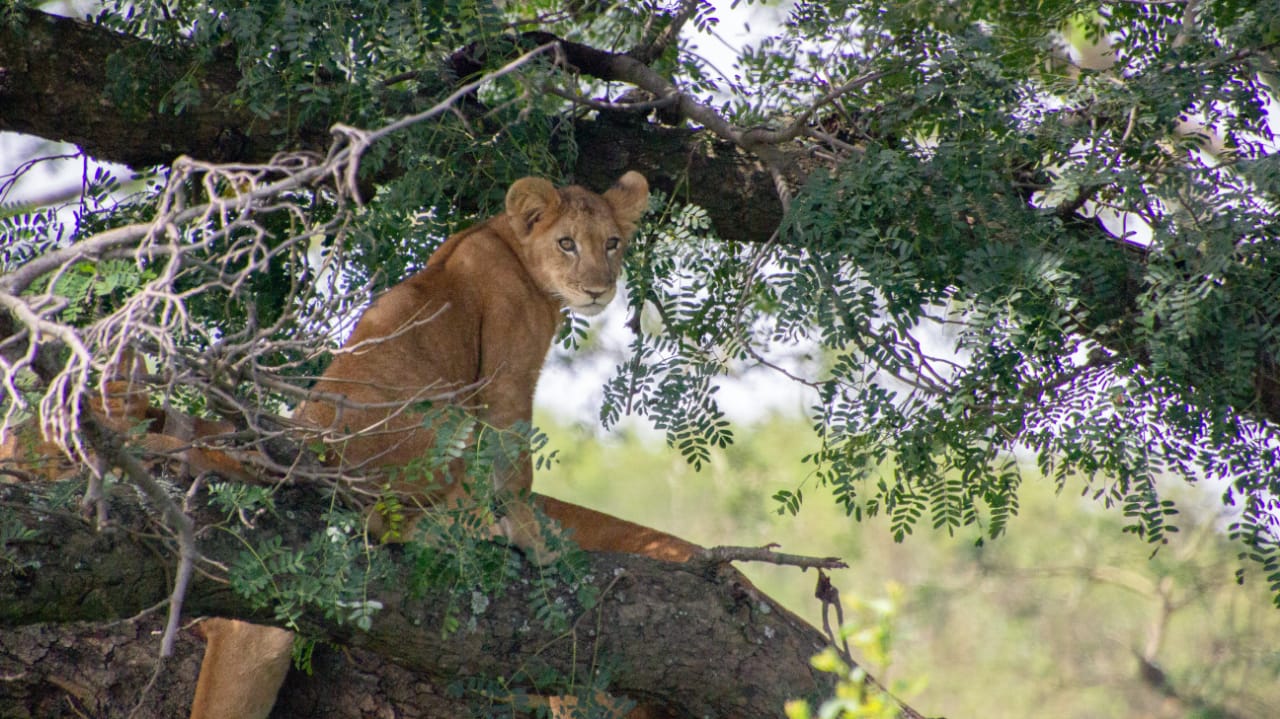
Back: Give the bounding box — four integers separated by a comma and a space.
292, 171, 649, 554
189, 171, 702, 719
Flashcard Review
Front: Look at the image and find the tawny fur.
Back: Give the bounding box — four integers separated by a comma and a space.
189, 618, 295, 719
191, 172, 697, 719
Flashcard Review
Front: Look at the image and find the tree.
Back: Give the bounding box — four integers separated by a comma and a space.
3, 0, 1279, 715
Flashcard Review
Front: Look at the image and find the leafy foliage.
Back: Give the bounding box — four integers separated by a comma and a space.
6, 0, 1280, 711
601, 196, 737, 469
230, 505, 387, 634
584, 1, 1280, 602
0, 514, 39, 572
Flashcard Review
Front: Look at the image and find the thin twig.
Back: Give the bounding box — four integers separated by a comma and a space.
334, 42, 558, 203
82, 415, 195, 659
699, 543, 847, 571
544, 84, 680, 114
815, 570, 853, 664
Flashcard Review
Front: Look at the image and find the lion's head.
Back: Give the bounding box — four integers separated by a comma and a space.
505, 171, 649, 316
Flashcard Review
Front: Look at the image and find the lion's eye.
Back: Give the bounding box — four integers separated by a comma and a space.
558, 237, 576, 252
605, 236, 621, 251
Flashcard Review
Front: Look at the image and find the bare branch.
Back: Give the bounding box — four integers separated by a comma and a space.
331, 41, 557, 204
81, 414, 196, 659
701, 543, 849, 571
543, 84, 680, 114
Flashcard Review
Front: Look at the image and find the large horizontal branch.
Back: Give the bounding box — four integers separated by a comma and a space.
0, 8, 271, 166
0, 7, 785, 245
0, 479, 855, 718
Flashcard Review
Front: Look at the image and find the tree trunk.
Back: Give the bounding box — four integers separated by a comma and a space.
0, 617, 514, 718
0, 479, 850, 718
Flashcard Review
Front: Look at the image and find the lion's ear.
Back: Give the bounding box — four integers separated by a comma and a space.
506, 177, 561, 235
603, 171, 650, 235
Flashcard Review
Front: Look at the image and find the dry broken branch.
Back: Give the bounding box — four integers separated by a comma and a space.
701, 542, 849, 571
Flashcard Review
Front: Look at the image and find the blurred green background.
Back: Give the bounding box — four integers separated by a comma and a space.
536, 414, 1280, 719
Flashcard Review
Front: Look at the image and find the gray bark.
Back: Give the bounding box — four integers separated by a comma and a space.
0, 479, 854, 718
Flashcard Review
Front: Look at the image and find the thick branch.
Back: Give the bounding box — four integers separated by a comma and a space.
0, 8, 270, 166
0, 8, 786, 245
0, 615, 482, 717
0, 480, 848, 718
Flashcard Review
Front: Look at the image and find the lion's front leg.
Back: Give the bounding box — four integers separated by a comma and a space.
490, 430, 563, 564
475, 369, 564, 564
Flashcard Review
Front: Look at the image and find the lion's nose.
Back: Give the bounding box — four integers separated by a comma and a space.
585, 287, 610, 300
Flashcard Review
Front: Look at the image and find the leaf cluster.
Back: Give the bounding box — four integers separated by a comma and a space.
569, 1, 1280, 603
